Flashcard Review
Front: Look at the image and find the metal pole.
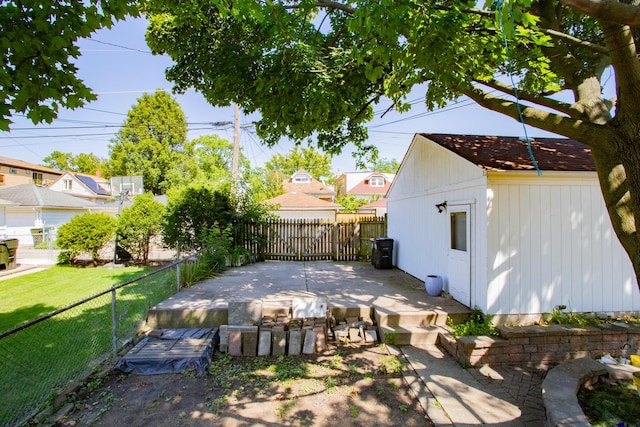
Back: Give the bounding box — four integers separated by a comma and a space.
111, 288, 117, 356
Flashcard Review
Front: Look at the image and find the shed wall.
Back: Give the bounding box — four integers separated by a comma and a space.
486, 174, 639, 316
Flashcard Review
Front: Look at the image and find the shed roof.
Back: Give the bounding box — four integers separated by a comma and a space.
421, 134, 595, 172
0, 184, 96, 208
265, 192, 342, 210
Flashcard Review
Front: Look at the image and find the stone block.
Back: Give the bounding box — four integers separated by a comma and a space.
229, 330, 242, 356
349, 327, 362, 343
292, 297, 328, 319
288, 329, 302, 355
303, 330, 317, 354
219, 325, 229, 353
272, 330, 287, 356
258, 330, 272, 356
242, 329, 258, 356
228, 299, 263, 326
314, 326, 326, 353
364, 329, 378, 343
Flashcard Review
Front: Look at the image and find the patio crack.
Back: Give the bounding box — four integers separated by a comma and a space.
303, 260, 309, 292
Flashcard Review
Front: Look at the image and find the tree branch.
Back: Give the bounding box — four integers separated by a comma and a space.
477, 78, 578, 117
560, 0, 640, 26
540, 27, 609, 55
460, 84, 612, 150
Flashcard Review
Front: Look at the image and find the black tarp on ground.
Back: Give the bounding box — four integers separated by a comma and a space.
115, 328, 219, 377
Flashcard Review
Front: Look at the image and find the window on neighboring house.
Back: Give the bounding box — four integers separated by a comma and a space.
369, 176, 384, 187
292, 173, 311, 183
63, 179, 73, 190
32, 172, 43, 185
9, 168, 17, 174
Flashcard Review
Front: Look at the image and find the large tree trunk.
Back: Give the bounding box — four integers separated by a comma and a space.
591, 137, 640, 286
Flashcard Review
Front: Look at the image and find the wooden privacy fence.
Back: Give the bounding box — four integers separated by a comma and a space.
237, 216, 387, 261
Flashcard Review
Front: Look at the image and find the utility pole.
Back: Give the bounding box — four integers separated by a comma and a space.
231, 103, 240, 192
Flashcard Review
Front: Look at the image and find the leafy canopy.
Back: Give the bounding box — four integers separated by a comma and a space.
0, 1, 138, 130
116, 193, 164, 264
43, 151, 106, 175
108, 90, 187, 195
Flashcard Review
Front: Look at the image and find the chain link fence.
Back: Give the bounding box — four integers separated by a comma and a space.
0, 255, 204, 427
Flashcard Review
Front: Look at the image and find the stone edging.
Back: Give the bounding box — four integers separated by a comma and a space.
541, 357, 640, 427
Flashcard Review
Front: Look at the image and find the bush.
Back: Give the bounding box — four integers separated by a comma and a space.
447, 307, 498, 337
56, 213, 116, 265
116, 193, 164, 264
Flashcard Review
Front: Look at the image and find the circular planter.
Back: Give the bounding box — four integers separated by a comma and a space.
425, 275, 443, 296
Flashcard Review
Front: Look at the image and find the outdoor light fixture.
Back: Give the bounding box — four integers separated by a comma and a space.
435, 201, 447, 213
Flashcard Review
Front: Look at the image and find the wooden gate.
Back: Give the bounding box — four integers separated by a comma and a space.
243, 217, 386, 261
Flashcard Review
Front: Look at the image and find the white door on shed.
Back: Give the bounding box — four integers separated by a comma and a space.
447, 206, 471, 307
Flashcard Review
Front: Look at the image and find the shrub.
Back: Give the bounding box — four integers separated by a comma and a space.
116, 193, 164, 264
447, 307, 498, 337
56, 213, 116, 265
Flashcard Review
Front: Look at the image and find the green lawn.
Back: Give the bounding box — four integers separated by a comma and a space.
0, 264, 180, 426
0, 265, 154, 333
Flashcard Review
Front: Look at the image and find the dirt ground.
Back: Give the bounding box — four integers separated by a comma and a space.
51, 343, 432, 427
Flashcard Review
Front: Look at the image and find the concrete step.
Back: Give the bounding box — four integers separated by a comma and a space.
374, 306, 449, 328
378, 325, 446, 347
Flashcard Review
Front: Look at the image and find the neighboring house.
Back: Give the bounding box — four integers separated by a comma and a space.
49, 172, 112, 203
0, 184, 97, 245
334, 171, 395, 201
0, 155, 63, 188
264, 191, 343, 220
356, 198, 388, 217
283, 170, 336, 202
387, 133, 640, 324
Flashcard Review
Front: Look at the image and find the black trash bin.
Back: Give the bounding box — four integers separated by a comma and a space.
372, 237, 393, 269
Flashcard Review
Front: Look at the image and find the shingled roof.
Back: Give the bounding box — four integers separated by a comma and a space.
265, 192, 342, 210
421, 134, 595, 172
0, 184, 96, 208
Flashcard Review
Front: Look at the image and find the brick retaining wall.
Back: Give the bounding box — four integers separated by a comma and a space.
439, 323, 640, 369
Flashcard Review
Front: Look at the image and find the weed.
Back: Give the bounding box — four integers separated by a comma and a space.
459, 359, 471, 369
578, 381, 640, 426
542, 306, 600, 327
389, 380, 399, 389
384, 330, 398, 345
363, 374, 373, 381
275, 398, 296, 418
349, 403, 359, 418
376, 385, 385, 394
325, 376, 337, 391
399, 404, 408, 412
379, 355, 404, 375
447, 307, 498, 337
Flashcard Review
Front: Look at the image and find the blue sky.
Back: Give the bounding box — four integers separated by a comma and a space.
1, 16, 600, 174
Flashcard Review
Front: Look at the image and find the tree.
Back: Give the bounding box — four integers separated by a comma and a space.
162, 184, 235, 253
43, 151, 106, 175
0, 1, 137, 130
366, 158, 400, 174
57, 212, 116, 265
336, 194, 368, 213
144, 1, 640, 291
265, 146, 334, 183
108, 90, 187, 195
116, 193, 164, 264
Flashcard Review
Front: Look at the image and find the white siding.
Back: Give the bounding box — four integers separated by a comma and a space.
388, 135, 488, 309
486, 173, 639, 315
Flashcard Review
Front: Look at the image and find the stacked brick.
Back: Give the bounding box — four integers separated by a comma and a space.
331, 315, 379, 344
440, 323, 640, 369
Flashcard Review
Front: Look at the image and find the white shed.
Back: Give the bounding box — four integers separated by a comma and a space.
387, 133, 640, 324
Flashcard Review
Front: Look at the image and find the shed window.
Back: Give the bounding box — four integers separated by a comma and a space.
450, 212, 467, 252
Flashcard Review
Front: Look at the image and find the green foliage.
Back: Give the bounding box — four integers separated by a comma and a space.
366, 158, 400, 174
447, 307, 499, 337
43, 151, 106, 175
162, 184, 235, 253
265, 146, 334, 184
108, 90, 187, 195
541, 306, 601, 327
336, 194, 368, 213
378, 355, 404, 375
0, 1, 138, 130
56, 213, 116, 265
116, 193, 164, 264
578, 381, 640, 426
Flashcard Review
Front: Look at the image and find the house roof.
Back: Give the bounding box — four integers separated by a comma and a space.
0, 184, 97, 208
0, 155, 63, 175
283, 170, 336, 196
75, 173, 110, 195
421, 134, 595, 172
265, 192, 342, 210
348, 173, 392, 196
359, 198, 387, 209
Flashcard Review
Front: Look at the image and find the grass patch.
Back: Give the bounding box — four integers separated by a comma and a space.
0, 265, 176, 427
578, 381, 640, 426
0, 265, 154, 333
